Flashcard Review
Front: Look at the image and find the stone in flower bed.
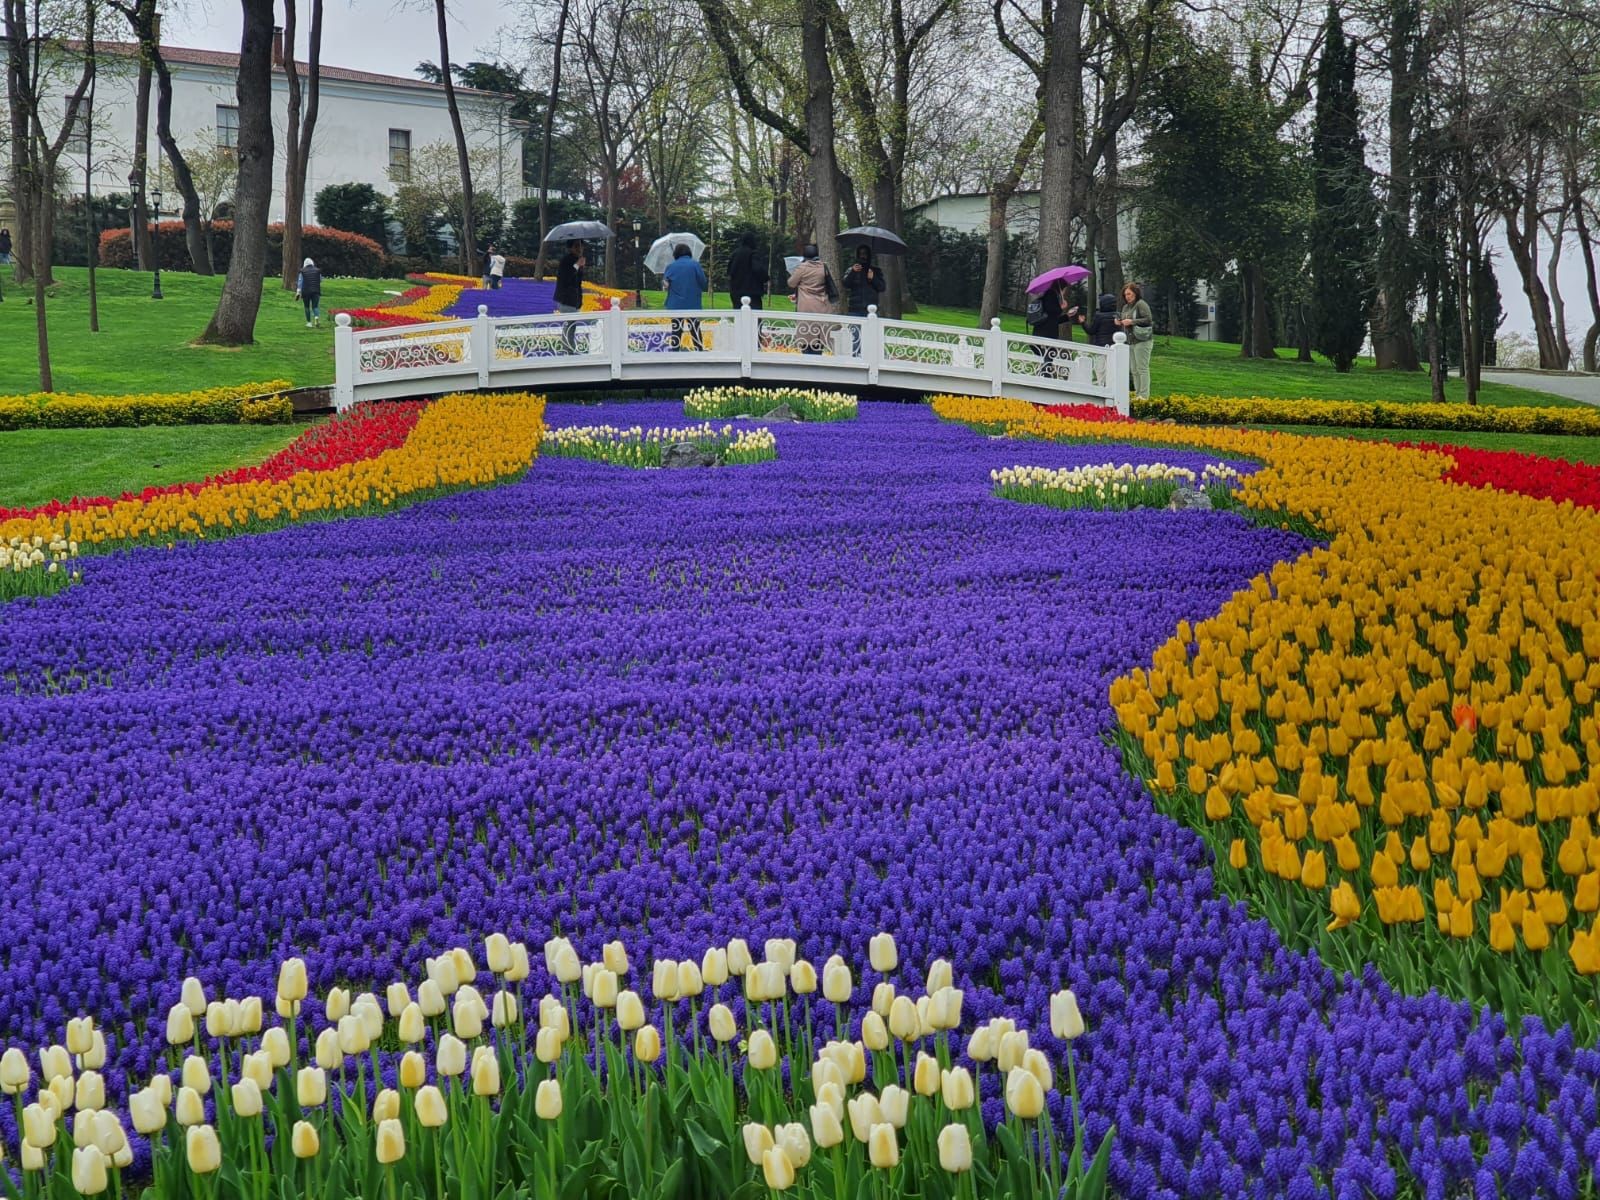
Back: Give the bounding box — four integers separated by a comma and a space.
2, 401, 1596, 1194
1, 936, 1112, 1199
990, 461, 1242, 512
683, 387, 857, 423
542, 422, 776, 468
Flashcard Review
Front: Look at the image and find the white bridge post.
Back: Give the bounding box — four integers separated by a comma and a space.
738, 297, 755, 378
333, 313, 356, 411
473, 305, 492, 389
864, 305, 882, 385
1110, 332, 1131, 417
608, 298, 624, 380
987, 318, 1006, 398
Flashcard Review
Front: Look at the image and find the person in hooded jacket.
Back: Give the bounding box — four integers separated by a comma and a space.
295, 258, 322, 327
1079, 293, 1119, 347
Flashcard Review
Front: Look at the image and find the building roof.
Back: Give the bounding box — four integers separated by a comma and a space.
93, 41, 507, 98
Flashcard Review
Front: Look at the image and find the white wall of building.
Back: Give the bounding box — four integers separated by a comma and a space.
48, 49, 523, 228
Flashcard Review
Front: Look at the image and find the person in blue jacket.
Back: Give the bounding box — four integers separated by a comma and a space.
662, 242, 707, 350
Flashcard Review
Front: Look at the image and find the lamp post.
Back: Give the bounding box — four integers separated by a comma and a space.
1096, 252, 1107, 298
633, 218, 642, 306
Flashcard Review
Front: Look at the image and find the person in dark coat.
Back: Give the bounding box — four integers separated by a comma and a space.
554, 240, 586, 353
1080, 293, 1119, 347
726, 232, 768, 310
295, 257, 322, 327
0, 228, 12, 265
843, 244, 885, 355
1026, 282, 1078, 376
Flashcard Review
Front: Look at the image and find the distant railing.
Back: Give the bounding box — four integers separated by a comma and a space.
333, 299, 1131, 414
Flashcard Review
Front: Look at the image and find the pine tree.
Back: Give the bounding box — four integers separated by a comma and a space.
1309, 3, 1378, 372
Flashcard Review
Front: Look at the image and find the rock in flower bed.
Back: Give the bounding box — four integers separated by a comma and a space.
0, 400, 1594, 1195
1, 937, 1111, 1200
541, 422, 777, 468
683, 387, 857, 423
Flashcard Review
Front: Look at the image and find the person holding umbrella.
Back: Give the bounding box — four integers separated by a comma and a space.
1024, 264, 1088, 376
555, 239, 586, 353
663, 242, 708, 350
843, 245, 885, 355
726, 232, 768, 309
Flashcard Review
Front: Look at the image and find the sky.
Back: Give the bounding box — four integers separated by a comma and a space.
160, 2, 1590, 344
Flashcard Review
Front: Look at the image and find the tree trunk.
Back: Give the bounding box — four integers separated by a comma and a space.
200, 0, 274, 345
533, 0, 571, 279
1425, 271, 1444, 402
800, 0, 840, 286
1543, 207, 1570, 371
281, 0, 322, 290
1100, 131, 1123, 293
1502, 207, 1562, 369
84, 14, 99, 333
870, 175, 902, 319
5, 0, 34, 286
1372, 0, 1422, 371
435, 0, 477, 278
1574, 189, 1599, 374
131, 6, 154, 271
152, 52, 213, 273
979, 118, 1042, 326
1296, 302, 1312, 362
1036, 0, 1084, 270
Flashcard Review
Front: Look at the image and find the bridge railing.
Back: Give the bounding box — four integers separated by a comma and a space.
333, 299, 1130, 414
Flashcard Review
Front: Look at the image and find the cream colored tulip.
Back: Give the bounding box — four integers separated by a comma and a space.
337, 1014, 370, 1056
22, 1102, 56, 1149
490, 990, 519, 1030
544, 937, 575, 976
451, 947, 478, 985
676, 960, 704, 998
790, 960, 818, 995
615, 990, 645, 1032
174, 1087, 205, 1128
82, 1031, 107, 1072
941, 1067, 975, 1111
592, 969, 619, 1010
868, 1123, 899, 1169
602, 941, 629, 975
700, 947, 729, 986
292, 1121, 320, 1159
297, 1066, 327, 1107
507, 943, 531, 983
415, 1086, 448, 1128
762, 1146, 796, 1191
261, 1027, 291, 1068
48, 1074, 73, 1112
181, 1056, 210, 1095
66, 1017, 94, 1056
535, 1079, 563, 1120
708, 1003, 737, 1043
871, 983, 895, 1018
930, 986, 963, 1031
868, 933, 897, 974
277, 958, 308, 1004
997, 1030, 1029, 1074
812, 1057, 845, 1094
93, 1113, 130, 1163
21, 1142, 45, 1172
925, 959, 953, 994
741, 1122, 774, 1166
822, 963, 852, 1004
535, 1027, 563, 1064
651, 959, 680, 1001
427, 957, 459, 997
814, 1080, 845, 1121
356, 997, 384, 1042
913, 1051, 940, 1096
436, 1034, 467, 1078
397, 1002, 426, 1044
726, 939, 752, 976
861, 1011, 889, 1052
149, 1072, 173, 1108
39, 1044, 72, 1084
75, 1070, 105, 1111
810, 1101, 844, 1149
966, 1024, 996, 1063
747, 1029, 777, 1070
325, 987, 351, 1022
1050, 989, 1085, 1041
764, 939, 797, 970
240, 997, 264, 1035
634, 1025, 662, 1064
313, 1029, 342, 1072
471, 1052, 500, 1097
452, 995, 484, 1040
166, 1004, 194, 1047
375, 1118, 405, 1165
841, 1040, 866, 1084
129, 1087, 167, 1135
938, 1123, 973, 1172
181, 978, 207, 1018
1006, 1068, 1044, 1119
0, 1047, 30, 1094
887, 996, 919, 1042
241, 1051, 274, 1092
1022, 1048, 1054, 1091
386, 982, 412, 1017
231, 1078, 263, 1119
373, 1088, 401, 1122
550, 943, 582, 985
400, 1051, 427, 1090
846, 1093, 880, 1143
71, 1145, 109, 1195
776, 1122, 811, 1168
417, 980, 447, 1019
484, 933, 512, 975
879, 1084, 909, 1129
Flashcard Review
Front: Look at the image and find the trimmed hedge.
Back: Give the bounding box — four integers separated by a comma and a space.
98, 222, 386, 278
0, 382, 295, 431
1132, 393, 1600, 436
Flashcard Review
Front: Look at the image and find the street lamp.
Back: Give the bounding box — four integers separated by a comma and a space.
1096, 252, 1107, 297
633, 218, 642, 305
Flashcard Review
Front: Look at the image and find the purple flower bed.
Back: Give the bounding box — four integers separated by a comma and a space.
447, 276, 558, 319
2, 400, 1596, 1196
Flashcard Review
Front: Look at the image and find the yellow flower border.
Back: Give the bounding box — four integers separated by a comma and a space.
0, 394, 546, 550
1134, 392, 1600, 436
930, 394, 1600, 1034
0, 382, 294, 431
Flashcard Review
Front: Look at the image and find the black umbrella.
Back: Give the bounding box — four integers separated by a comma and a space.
838, 225, 908, 256
544, 220, 616, 243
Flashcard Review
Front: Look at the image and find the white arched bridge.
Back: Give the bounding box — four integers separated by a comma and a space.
332, 300, 1132, 414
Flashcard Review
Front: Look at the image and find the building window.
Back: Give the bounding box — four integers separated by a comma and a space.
217, 105, 239, 148
389, 129, 412, 181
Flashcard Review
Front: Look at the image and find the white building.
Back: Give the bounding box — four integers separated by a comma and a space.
45, 32, 523, 227
907, 190, 1220, 340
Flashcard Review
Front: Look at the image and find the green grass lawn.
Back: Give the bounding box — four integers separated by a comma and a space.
1, 266, 401, 395
0, 423, 309, 509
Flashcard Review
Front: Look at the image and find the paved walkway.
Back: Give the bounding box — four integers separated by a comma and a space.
1482, 369, 1600, 406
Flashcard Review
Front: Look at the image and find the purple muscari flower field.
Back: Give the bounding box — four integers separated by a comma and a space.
3, 401, 1598, 1197
448, 277, 557, 319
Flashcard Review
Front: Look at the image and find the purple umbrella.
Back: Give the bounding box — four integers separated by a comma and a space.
1026, 264, 1092, 295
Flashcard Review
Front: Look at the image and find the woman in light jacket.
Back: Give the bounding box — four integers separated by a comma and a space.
787, 243, 834, 354
1116, 282, 1155, 400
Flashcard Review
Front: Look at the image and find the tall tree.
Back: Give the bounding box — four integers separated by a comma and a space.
1366, 0, 1428, 369
434, 0, 478, 276
1308, 3, 1376, 371
533, 0, 571, 278
980, 115, 1043, 325
4, 0, 93, 386
1036, 0, 1086, 271
568, 0, 648, 283
280, 0, 324, 289
199, 0, 273, 345
128, 0, 154, 270
799, 0, 841, 273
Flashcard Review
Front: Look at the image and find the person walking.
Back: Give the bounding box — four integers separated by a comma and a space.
488, 246, 507, 290
843, 244, 885, 356
787, 244, 835, 354
1116, 282, 1155, 400
726, 231, 769, 310
0, 228, 11, 265
555, 239, 586, 353
295, 257, 322, 327
662, 242, 708, 350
